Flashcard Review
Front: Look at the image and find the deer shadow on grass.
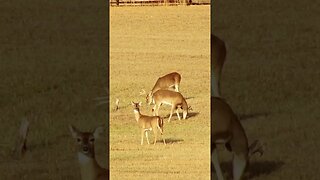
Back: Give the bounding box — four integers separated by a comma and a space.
246, 160, 285, 179
187, 112, 199, 118
163, 112, 199, 120
157, 138, 184, 144
212, 160, 284, 180
238, 112, 270, 121
185, 96, 195, 100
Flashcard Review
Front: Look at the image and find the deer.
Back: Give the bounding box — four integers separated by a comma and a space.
131, 101, 166, 145
147, 89, 188, 122
69, 125, 109, 180
142, 72, 181, 103
211, 97, 264, 180
212, 34, 227, 97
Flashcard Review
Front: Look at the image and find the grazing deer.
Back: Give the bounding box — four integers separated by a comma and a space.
144, 72, 181, 102
131, 101, 166, 145
69, 125, 109, 180
212, 34, 227, 97
147, 90, 188, 122
211, 97, 263, 180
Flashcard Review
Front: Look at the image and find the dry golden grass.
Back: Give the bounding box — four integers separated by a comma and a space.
110, 5, 210, 179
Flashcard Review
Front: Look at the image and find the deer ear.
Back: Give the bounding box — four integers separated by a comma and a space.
93, 126, 105, 139
69, 125, 79, 138
131, 101, 135, 106
138, 102, 142, 106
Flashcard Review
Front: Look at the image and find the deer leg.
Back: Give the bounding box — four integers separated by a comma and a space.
162, 134, 166, 145
168, 106, 174, 122
141, 129, 144, 145
156, 120, 166, 145
145, 131, 150, 145
153, 130, 157, 145
212, 145, 224, 180
232, 153, 247, 180
160, 129, 166, 145
174, 84, 179, 92
183, 110, 187, 119
229, 134, 248, 180
175, 108, 181, 120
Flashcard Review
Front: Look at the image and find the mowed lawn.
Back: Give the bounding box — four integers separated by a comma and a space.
213, 1, 320, 179
110, 5, 210, 180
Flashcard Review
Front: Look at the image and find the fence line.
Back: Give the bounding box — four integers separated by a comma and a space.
110, 0, 210, 6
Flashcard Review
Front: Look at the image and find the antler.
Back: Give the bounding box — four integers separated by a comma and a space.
249, 140, 264, 157
139, 89, 146, 95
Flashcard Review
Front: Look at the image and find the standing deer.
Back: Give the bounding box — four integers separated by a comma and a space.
212, 34, 227, 97
211, 97, 263, 180
147, 90, 188, 122
69, 125, 109, 180
131, 101, 166, 145
144, 72, 181, 103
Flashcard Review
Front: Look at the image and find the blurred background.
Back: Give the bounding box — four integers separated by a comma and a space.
212, 0, 320, 179
0, 1, 108, 179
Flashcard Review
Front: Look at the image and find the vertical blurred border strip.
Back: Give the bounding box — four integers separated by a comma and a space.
106, 0, 110, 177
210, 0, 214, 179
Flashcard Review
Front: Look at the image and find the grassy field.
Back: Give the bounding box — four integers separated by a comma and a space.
110, 5, 210, 180
1, 1, 317, 179
0, 1, 107, 179
213, 0, 320, 179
